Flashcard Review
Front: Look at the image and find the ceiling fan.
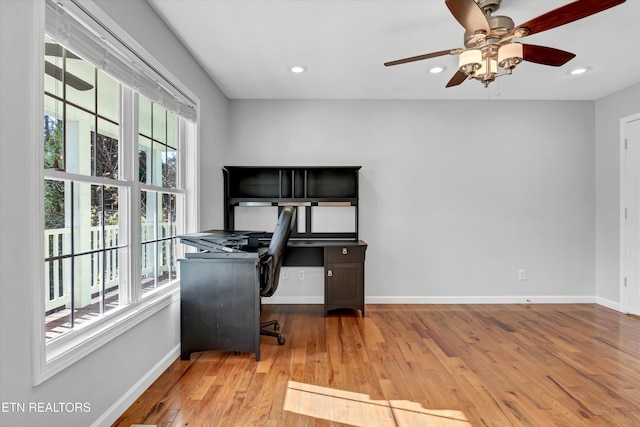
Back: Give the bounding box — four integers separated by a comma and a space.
384, 0, 626, 88
45, 42, 94, 91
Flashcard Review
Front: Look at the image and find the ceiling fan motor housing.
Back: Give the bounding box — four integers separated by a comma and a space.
463, 15, 514, 48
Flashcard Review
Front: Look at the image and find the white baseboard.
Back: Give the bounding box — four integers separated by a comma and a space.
365, 295, 598, 304
595, 296, 621, 311
264, 295, 599, 305
91, 344, 180, 427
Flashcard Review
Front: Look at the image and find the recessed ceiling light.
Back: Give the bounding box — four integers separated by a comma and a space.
290, 66, 306, 74
429, 66, 446, 74
569, 66, 591, 75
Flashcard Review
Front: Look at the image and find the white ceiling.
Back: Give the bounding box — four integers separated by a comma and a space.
147, 0, 640, 101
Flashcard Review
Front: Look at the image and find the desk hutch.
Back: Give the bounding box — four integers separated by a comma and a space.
223, 166, 367, 315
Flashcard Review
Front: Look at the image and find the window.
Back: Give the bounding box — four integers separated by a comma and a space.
44, 36, 126, 340
37, 0, 198, 383
138, 97, 180, 296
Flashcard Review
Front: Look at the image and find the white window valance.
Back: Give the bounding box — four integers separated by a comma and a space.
45, 0, 197, 121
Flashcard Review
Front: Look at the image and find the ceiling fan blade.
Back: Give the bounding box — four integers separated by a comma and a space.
45, 61, 94, 91
384, 49, 456, 67
445, 0, 490, 34
515, 0, 626, 37
446, 70, 467, 88
522, 44, 576, 66
45, 43, 81, 60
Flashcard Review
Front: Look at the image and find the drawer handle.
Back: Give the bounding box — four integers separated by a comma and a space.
342, 248, 348, 255
328, 270, 333, 277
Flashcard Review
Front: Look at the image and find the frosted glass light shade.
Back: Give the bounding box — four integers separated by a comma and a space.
498, 43, 523, 68
459, 49, 482, 73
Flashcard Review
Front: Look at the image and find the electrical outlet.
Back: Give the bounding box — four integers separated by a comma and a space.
298, 270, 304, 280
519, 269, 526, 281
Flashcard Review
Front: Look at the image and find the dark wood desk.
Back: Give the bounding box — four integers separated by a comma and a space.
179, 233, 367, 361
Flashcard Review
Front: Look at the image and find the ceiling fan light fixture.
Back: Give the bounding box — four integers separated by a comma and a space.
498, 43, 523, 70
459, 49, 482, 75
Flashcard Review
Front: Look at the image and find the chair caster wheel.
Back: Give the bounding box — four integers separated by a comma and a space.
274, 323, 280, 331
277, 335, 285, 345
234, 351, 241, 356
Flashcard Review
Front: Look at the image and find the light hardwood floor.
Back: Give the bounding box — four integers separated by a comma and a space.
113, 304, 640, 426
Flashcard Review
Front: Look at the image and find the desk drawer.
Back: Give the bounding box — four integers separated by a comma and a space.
326, 245, 364, 263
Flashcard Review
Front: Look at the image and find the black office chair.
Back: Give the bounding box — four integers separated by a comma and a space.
259, 205, 296, 345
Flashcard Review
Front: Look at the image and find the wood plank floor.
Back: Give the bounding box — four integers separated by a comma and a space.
113, 304, 640, 426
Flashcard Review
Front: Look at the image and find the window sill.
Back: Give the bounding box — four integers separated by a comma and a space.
35, 282, 180, 385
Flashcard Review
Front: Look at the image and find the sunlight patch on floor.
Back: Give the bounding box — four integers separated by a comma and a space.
284, 380, 470, 426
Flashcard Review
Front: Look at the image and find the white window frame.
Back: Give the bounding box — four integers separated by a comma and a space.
32, 0, 200, 385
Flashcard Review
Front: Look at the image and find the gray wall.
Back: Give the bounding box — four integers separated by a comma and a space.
226, 100, 599, 302
0, 1, 227, 426
595, 83, 640, 307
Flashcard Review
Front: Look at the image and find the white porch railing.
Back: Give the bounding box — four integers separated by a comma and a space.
45, 222, 173, 313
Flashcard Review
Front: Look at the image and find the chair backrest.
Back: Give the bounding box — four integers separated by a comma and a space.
260, 206, 296, 297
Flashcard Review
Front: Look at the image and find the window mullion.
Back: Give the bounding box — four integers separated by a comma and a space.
176, 118, 189, 260
120, 87, 140, 305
